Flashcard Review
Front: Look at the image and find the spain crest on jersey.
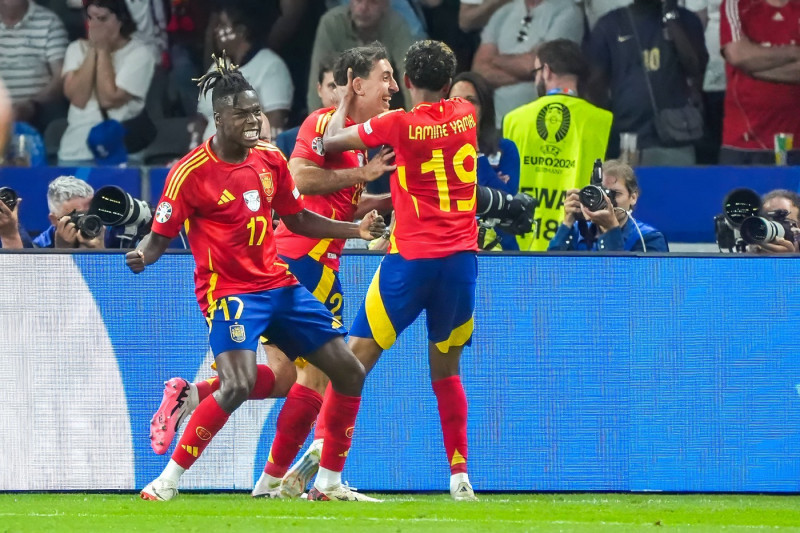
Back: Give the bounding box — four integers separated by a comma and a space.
230, 324, 246, 343
243, 190, 260, 212
260, 171, 275, 201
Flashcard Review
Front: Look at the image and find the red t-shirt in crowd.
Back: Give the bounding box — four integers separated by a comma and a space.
720, 0, 800, 150
152, 139, 303, 314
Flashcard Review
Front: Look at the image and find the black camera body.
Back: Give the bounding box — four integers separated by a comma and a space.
68, 210, 104, 240
714, 188, 797, 251
578, 159, 617, 213
0, 186, 18, 210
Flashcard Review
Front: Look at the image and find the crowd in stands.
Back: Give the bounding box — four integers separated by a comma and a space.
1, 0, 799, 254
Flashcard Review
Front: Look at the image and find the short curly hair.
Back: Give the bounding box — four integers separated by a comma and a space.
404, 40, 456, 92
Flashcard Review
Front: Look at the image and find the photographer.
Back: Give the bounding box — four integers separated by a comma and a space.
548, 160, 669, 252
32, 176, 105, 249
747, 189, 800, 255
0, 190, 33, 249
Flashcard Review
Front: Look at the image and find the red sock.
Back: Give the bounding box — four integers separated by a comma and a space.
171, 395, 230, 469
248, 365, 276, 399
432, 375, 468, 475
313, 383, 335, 441
318, 388, 360, 472
264, 383, 324, 477
195, 378, 218, 401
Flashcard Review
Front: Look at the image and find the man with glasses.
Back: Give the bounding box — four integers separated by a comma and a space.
472, 0, 583, 127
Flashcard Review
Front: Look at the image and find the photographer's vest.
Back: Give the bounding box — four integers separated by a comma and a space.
503, 92, 612, 251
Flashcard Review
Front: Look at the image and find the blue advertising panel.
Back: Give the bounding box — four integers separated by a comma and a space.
1, 253, 799, 492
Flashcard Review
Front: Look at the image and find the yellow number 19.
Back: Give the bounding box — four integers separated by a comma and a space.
420, 143, 477, 212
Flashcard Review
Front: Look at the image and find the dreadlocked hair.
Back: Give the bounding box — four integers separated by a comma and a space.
194, 51, 255, 109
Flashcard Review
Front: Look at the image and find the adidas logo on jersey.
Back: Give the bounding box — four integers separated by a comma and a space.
218, 190, 236, 205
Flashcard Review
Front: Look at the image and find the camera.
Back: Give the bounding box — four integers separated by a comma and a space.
0, 186, 18, 210
89, 185, 153, 246
68, 210, 104, 240
714, 188, 797, 251
579, 159, 617, 212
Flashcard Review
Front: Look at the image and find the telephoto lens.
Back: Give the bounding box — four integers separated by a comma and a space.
0, 186, 18, 210
739, 216, 792, 245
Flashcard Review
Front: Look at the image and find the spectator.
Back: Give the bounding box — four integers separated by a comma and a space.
449, 70, 520, 250
503, 39, 612, 251
719, 0, 800, 165
32, 176, 104, 249
193, 0, 292, 142
327, 0, 441, 40
685, 0, 724, 164
0, 0, 68, 134
57, 0, 156, 166
458, 0, 512, 33
165, 0, 212, 116
575, 0, 632, 29
307, 0, 416, 111
746, 189, 800, 254
585, 0, 708, 166
275, 57, 340, 158
473, 0, 584, 127
548, 159, 669, 252
125, 0, 168, 63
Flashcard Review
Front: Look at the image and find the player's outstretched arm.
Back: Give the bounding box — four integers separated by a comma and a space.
282, 208, 385, 241
288, 149, 394, 196
125, 232, 172, 273
354, 192, 392, 219
322, 68, 369, 154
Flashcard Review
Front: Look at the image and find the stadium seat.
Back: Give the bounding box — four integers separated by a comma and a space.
142, 117, 191, 166
43, 118, 68, 165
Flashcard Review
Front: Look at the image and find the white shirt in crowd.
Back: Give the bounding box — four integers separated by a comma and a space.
58, 38, 156, 162
197, 48, 294, 141
482, 0, 584, 127
683, 0, 725, 92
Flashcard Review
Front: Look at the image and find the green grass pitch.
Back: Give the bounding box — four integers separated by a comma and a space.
2, 493, 800, 532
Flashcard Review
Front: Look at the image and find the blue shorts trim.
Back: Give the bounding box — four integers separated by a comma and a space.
207, 285, 347, 358
279, 254, 344, 322
350, 252, 477, 352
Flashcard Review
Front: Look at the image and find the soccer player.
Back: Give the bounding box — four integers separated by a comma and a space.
127, 53, 385, 502
146, 44, 398, 500
320, 39, 482, 502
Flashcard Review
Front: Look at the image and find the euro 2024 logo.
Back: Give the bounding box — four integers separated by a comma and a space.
536, 103, 571, 156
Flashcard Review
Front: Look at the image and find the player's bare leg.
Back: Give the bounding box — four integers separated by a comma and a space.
428, 342, 476, 501
255, 361, 328, 498
142, 349, 275, 501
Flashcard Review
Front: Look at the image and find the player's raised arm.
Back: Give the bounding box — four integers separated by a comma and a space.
323, 68, 369, 153
125, 232, 172, 273
289, 148, 395, 196
281, 208, 385, 241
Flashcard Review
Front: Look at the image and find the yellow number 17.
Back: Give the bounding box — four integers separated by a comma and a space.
420, 143, 477, 212
247, 216, 269, 245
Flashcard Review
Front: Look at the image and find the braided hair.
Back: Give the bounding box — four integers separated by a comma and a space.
195, 51, 255, 111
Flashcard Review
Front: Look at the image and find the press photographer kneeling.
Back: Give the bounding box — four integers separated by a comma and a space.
547, 160, 668, 252
714, 188, 799, 254
19, 176, 174, 250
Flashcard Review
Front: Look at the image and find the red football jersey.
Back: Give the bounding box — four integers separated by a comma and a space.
274, 107, 365, 271
151, 139, 304, 314
721, 0, 800, 149
357, 98, 479, 259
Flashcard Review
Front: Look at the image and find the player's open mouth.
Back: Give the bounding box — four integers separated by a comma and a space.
243, 130, 258, 140
382, 97, 391, 107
